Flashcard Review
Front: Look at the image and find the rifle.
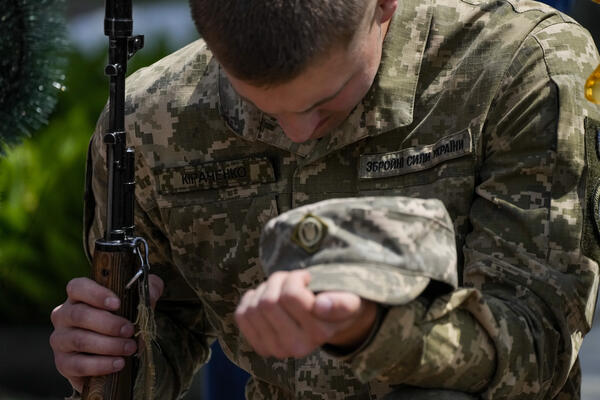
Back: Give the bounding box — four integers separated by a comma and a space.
81, 1, 150, 399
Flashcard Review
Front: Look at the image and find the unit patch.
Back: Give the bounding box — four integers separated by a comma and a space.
359, 129, 472, 179
157, 156, 276, 194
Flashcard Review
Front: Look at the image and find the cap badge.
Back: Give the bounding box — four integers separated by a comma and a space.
292, 214, 327, 253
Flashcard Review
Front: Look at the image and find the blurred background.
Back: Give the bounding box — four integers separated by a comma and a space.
0, 0, 599, 399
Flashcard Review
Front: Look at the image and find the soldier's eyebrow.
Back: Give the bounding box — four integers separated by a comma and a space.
237, 76, 352, 115
297, 77, 352, 113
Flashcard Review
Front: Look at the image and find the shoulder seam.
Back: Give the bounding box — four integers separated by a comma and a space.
530, 30, 554, 81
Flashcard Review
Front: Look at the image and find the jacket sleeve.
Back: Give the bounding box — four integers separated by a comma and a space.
348, 21, 600, 399
84, 107, 213, 399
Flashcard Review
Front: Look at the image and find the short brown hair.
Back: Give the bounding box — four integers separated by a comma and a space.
189, 0, 371, 86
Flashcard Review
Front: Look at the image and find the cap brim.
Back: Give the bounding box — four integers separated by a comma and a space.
306, 263, 431, 306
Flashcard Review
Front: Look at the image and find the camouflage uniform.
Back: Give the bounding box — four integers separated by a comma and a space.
84, 0, 600, 398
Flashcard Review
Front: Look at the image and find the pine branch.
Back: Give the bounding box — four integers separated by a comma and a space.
0, 0, 68, 151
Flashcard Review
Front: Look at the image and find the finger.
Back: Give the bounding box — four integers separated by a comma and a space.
279, 271, 336, 348
54, 302, 134, 337
66, 278, 120, 311
313, 291, 363, 322
235, 288, 271, 357
50, 328, 137, 356
249, 284, 290, 358
148, 274, 164, 309
68, 377, 84, 393
238, 284, 283, 357
259, 273, 316, 358
324, 299, 378, 348
279, 270, 314, 320
54, 352, 125, 379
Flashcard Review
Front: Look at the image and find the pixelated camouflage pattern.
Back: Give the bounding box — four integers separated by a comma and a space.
82, 0, 600, 398
260, 197, 457, 305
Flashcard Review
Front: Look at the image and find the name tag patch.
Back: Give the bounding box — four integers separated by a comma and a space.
158, 156, 276, 194
359, 130, 472, 179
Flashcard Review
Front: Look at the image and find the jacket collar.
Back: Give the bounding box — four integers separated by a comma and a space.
218, 0, 433, 161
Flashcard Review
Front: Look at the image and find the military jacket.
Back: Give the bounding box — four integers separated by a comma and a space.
85, 0, 600, 398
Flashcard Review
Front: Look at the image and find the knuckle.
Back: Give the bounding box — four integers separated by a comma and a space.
66, 278, 82, 298
234, 309, 248, 327
69, 377, 84, 394
50, 305, 63, 326
279, 291, 299, 308
290, 269, 309, 283
233, 308, 244, 321
258, 295, 278, 311
72, 360, 88, 377
270, 271, 287, 281
69, 304, 85, 326
245, 304, 259, 319
49, 331, 58, 350
241, 289, 255, 303
289, 270, 303, 279
149, 274, 164, 294
54, 353, 68, 377
65, 280, 75, 297
73, 332, 87, 353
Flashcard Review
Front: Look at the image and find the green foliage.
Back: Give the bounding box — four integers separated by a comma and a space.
0, 38, 173, 324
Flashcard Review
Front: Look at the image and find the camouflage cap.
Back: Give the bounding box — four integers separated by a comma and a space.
259, 197, 458, 305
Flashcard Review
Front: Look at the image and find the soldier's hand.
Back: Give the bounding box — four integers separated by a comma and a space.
234, 270, 377, 359
50, 274, 164, 392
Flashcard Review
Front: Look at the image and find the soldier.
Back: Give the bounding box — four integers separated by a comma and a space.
50, 0, 600, 399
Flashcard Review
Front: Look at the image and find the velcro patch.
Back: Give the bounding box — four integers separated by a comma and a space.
359, 129, 472, 180
593, 183, 600, 238
157, 156, 276, 194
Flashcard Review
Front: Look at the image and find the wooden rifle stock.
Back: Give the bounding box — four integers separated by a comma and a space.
82, 242, 138, 399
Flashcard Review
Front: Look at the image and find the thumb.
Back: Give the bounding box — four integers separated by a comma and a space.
313, 291, 362, 322
148, 274, 164, 309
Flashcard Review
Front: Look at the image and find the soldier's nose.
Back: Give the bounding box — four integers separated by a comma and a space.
277, 113, 322, 143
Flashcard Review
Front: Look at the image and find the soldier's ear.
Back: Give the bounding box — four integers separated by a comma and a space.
377, 0, 398, 23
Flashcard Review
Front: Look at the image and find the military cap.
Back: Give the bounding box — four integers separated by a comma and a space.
259, 197, 458, 305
